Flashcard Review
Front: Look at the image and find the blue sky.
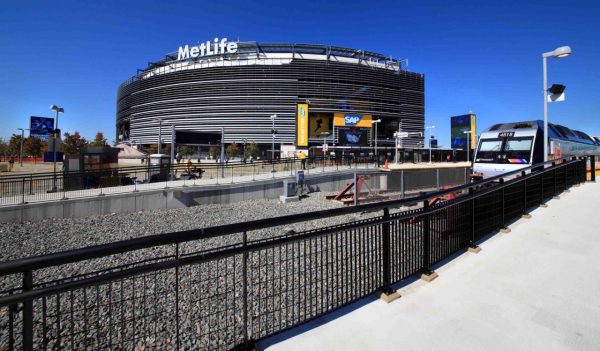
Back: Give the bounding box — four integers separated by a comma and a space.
1, 0, 599, 146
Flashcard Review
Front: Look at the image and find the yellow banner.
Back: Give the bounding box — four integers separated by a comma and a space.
309, 115, 331, 138
297, 104, 309, 147
333, 113, 373, 128
470, 114, 477, 147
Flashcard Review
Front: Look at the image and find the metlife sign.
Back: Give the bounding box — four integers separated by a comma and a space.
177, 37, 238, 61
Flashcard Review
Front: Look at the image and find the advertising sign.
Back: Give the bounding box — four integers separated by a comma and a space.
296, 104, 309, 147
450, 114, 476, 149
308, 114, 331, 138
338, 127, 368, 146
334, 113, 372, 128
29, 116, 54, 141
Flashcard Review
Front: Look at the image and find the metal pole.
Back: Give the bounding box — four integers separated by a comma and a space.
220, 127, 225, 178
52, 110, 59, 192
19, 128, 24, 167
543, 55, 548, 162
158, 118, 162, 154
374, 121, 378, 157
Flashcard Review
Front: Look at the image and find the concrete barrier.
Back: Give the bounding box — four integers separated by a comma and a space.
0, 167, 468, 223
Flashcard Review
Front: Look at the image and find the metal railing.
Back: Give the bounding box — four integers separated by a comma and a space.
0, 157, 589, 350
0, 156, 378, 206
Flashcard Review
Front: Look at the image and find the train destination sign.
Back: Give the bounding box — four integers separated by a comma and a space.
177, 37, 238, 61
498, 132, 515, 138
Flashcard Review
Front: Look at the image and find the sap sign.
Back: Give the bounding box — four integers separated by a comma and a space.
344, 114, 362, 126
177, 38, 238, 61
334, 113, 372, 128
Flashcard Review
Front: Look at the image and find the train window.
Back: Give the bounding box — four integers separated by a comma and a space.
504, 137, 533, 163
478, 139, 502, 151
505, 138, 532, 151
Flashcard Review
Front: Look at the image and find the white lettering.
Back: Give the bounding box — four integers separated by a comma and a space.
176, 38, 239, 61
177, 45, 190, 60
227, 41, 238, 53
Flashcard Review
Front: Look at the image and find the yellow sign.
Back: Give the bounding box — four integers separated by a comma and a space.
309, 115, 331, 138
470, 114, 477, 147
297, 104, 309, 146
333, 113, 373, 128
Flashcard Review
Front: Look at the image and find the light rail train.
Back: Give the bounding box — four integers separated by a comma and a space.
473, 120, 600, 179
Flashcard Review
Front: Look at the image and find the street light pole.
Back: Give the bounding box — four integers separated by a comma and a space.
542, 46, 572, 162
270, 114, 277, 172
371, 119, 381, 158
463, 130, 472, 163
425, 125, 435, 164
49, 105, 64, 192
17, 128, 29, 167
157, 117, 163, 154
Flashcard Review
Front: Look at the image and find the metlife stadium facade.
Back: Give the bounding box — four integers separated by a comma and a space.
116, 38, 425, 151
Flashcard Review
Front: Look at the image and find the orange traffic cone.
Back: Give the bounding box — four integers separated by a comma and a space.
384, 159, 389, 169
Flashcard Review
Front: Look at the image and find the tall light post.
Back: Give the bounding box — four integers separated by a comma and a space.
425, 125, 435, 164
542, 45, 572, 162
270, 114, 277, 172
50, 105, 64, 192
155, 117, 163, 154
463, 130, 472, 163
371, 119, 381, 157
17, 128, 30, 167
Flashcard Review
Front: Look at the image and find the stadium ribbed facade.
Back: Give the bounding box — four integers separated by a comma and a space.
116, 41, 425, 149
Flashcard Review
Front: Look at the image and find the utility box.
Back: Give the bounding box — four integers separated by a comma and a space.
295, 170, 304, 185
283, 179, 297, 197
148, 154, 171, 182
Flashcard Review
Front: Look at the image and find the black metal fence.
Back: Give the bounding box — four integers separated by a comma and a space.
0, 157, 589, 350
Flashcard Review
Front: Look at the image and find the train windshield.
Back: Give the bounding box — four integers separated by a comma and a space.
475, 136, 533, 164
504, 137, 533, 163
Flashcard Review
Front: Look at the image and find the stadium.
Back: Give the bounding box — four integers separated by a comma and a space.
116, 38, 425, 155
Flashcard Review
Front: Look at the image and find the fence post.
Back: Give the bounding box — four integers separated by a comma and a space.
499, 178, 507, 229
22, 270, 33, 351
422, 200, 432, 275
591, 156, 596, 182
242, 231, 249, 348
381, 208, 393, 294
175, 243, 180, 350
469, 187, 477, 248
353, 172, 358, 206
522, 171, 527, 214
436, 168, 440, 191
553, 162, 557, 196
21, 177, 26, 204
400, 170, 405, 199
29, 174, 33, 195
540, 169, 544, 204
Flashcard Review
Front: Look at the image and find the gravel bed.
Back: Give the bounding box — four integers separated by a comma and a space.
1, 192, 424, 350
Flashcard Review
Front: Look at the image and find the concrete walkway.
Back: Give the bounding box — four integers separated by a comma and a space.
262, 181, 600, 351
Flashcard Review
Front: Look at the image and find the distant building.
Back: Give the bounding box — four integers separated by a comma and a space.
116, 39, 425, 151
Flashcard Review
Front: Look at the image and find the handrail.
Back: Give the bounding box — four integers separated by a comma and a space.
0, 156, 581, 276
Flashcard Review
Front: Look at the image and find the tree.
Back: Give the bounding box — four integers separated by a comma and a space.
226, 143, 239, 158
7, 134, 22, 156
24, 136, 44, 159
0, 138, 8, 157
208, 146, 219, 159
245, 142, 260, 158
62, 132, 88, 155
179, 145, 194, 156
89, 132, 109, 147
148, 143, 170, 155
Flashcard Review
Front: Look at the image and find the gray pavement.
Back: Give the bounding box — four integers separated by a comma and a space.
263, 180, 600, 351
